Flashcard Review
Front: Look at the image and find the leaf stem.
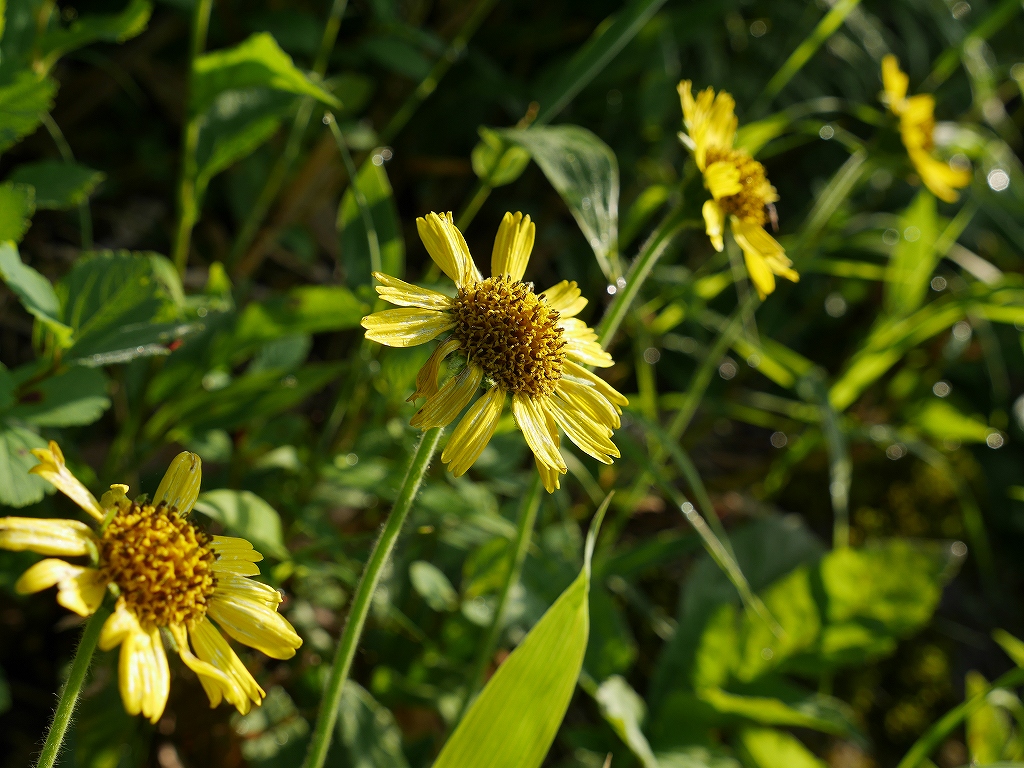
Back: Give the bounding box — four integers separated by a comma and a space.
302, 426, 444, 768
39, 113, 92, 249
35, 603, 111, 768
325, 114, 381, 276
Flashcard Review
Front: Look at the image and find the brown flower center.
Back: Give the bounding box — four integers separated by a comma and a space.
451, 275, 566, 397
100, 502, 216, 629
705, 147, 777, 226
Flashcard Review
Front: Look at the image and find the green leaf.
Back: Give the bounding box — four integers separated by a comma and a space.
885, 191, 939, 317
409, 560, 458, 612
500, 125, 620, 280
907, 400, 996, 443
36, 0, 152, 71
594, 675, 659, 768
335, 681, 410, 768
234, 286, 368, 346
6, 364, 110, 427
966, 671, 1012, 765
734, 727, 826, 768
994, 630, 1024, 668
0, 182, 35, 242
433, 497, 610, 768
338, 157, 404, 286
191, 32, 340, 116
0, 422, 50, 508
0, 241, 72, 343
471, 126, 531, 188
0, 72, 58, 153
8, 160, 105, 209
194, 489, 289, 560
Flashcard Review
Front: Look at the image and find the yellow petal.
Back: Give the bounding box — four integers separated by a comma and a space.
556, 378, 621, 431
208, 594, 303, 660
142, 627, 170, 723
881, 54, 909, 113
537, 457, 562, 493
410, 364, 483, 429
541, 280, 587, 318
210, 535, 264, 576
548, 393, 619, 465
29, 441, 103, 521
214, 571, 282, 607
909, 150, 971, 203
0, 516, 96, 556
170, 623, 247, 712
361, 308, 455, 348
512, 394, 565, 473
100, 599, 140, 651
372, 272, 452, 310
118, 624, 152, 718
416, 212, 480, 288
408, 337, 462, 402
563, 361, 628, 411
153, 451, 202, 516
703, 200, 726, 252
561, 318, 614, 368
100, 484, 130, 514
442, 385, 506, 476
704, 160, 743, 200
15, 559, 107, 616
185, 619, 265, 714
731, 219, 797, 299
491, 211, 535, 282
678, 81, 737, 169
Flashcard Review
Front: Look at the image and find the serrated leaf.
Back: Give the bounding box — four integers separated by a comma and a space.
0, 241, 72, 343
500, 125, 620, 280
194, 489, 288, 560
338, 157, 404, 286
36, 0, 152, 71
6, 364, 110, 427
336, 681, 410, 768
409, 560, 458, 612
433, 497, 610, 768
191, 32, 339, 116
0, 72, 58, 152
8, 160, 105, 209
0, 182, 35, 241
0, 422, 51, 508
234, 286, 368, 346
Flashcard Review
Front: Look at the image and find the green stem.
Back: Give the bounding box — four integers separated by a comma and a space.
303, 427, 444, 768
39, 113, 92, 249
35, 604, 111, 768
171, 0, 214, 274
325, 114, 381, 275
454, 472, 544, 726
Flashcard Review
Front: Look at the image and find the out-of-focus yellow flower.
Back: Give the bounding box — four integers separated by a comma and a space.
0, 443, 301, 723
361, 211, 628, 492
882, 55, 971, 203
677, 80, 798, 300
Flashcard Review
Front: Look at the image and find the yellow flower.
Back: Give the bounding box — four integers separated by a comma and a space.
361, 211, 628, 492
881, 55, 971, 203
0, 443, 301, 723
677, 80, 799, 300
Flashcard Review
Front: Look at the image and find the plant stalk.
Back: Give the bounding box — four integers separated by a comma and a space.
302, 426, 443, 768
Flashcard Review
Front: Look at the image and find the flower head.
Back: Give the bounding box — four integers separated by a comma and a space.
361, 211, 628, 492
882, 55, 971, 203
677, 80, 799, 300
0, 443, 301, 723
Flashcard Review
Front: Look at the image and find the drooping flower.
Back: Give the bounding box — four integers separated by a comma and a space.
361, 211, 627, 492
677, 80, 799, 300
881, 55, 971, 203
0, 443, 301, 723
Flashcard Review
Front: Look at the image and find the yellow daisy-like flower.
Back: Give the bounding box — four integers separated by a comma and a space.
677, 80, 799, 300
881, 55, 971, 203
360, 211, 628, 493
0, 443, 301, 723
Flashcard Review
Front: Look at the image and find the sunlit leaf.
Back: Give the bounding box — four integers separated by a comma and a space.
594, 675, 658, 768
0, 422, 50, 508
0, 182, 35, 242
471, 126, 531, 188
734, 727, 826, 768
338, 156, 404, 286
907, 400, 995, 443
965, 671, 1012, 765
0, 241, 72, 343
6, 364, 110, 427
194, 489, 289, 560
36, 0, 151, 71
234, 286, 368, 346
409, 560, 458, 612
0, 72, 58, 152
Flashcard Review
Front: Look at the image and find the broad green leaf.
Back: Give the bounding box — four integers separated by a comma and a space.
0, 241, 72, 343
907, 400, 995, 443
433, 497, 610, 768
409, 560, 458, 612
338, 157, 404, 286
248, 334, 312, 373
234, 286, 367, 346
6, 364, 110, 427
471, 126, 531, 188
0, 422, 50, 507
0, 72, 58, 152
36, 0, 151, 71
194, 489, 289, 560
191, 32, 340, 116
966, 671, 1011, 765
734, 727, 826, 768
8, 160, 105, 209
335, 681, 410, 768
500, 125, 620, 280
594, 675, 658, 768
0, 182, 35, 241
885, 192, 939, 316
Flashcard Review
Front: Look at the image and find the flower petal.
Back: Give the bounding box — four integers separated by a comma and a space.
541, 280, 587, 318
214, 571, 282, 608
677, 81, 737, 170
118, 622, 168, 722
15, 559, 107, 616
170, 623, 249, 712
361, 308, 455, 348
882, 54, 909, 113
563, 361, 629, 411
410, 364, 483, 429
0, 517, 97, 556
208, 594, 303, 660
143, 627, 170, 724
537, 457, 562, 493
908, 149, 971, 203
704, 160, 743, 200
442, 385, 506, 476
29, 441, 103, 521
548, 393, 620, 464
702, 200, 726, 252
153, 451, 202, 516
372, 272, 452, 310
491, 211, 535, 281
556, 377, 621, 431
100, 599, 139, 651
416, 212, 480, 288
408, 337, 462, 402
186, 618, 265, 714
731, 219, 798, 300
512, 394, 565, 473
561, 318, 614, 368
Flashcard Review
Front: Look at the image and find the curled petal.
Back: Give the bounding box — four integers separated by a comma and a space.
118, 622, 169, 722
29, 441, 103, 521
677, 80, 737, 169
908, 149, 971, 203
442, 386, 506, 476
548, 393, 620, 464
179, 620, 264, 715
372, 272, 452, 310
208, 594, 303, 660
541, 280, 587, 318
15, 559, 107, 616
537, 457, 562, 493
361, 308, 454, 348
491, 211, 535, 282
408, 337, 462, 402
410, 364, 483, 429
731, 219, 798, 300
563, 361, 629, 411
154, 452, 201, 516
100, 599, 140, 651
0, 516, 97, 556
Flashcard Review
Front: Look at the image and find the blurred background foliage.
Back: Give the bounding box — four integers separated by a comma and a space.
0, 0, 1023, 765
